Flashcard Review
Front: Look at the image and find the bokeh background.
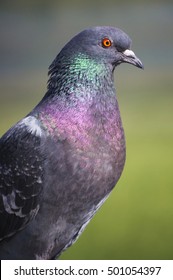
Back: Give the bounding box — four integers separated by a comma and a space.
0, 0, 173, 259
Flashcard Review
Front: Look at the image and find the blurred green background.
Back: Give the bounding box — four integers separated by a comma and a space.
0, 1, 173, 260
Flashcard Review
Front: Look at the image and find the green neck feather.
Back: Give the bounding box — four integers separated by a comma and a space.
47, 52, 114, 101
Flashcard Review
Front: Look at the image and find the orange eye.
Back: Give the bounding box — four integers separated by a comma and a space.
102, 38, 112, 48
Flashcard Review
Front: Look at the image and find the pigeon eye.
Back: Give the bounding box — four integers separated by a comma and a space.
102, 38, 112, 48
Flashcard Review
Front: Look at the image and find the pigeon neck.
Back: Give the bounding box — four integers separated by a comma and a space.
46, 52, 114, 101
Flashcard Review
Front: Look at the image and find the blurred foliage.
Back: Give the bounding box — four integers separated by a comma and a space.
0, 0, 172, 10
0, 1, 173, 259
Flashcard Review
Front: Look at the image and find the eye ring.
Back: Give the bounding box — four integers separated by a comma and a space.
102, 38, 112, 48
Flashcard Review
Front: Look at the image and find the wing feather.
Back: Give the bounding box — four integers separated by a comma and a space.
0, 116, 45, 240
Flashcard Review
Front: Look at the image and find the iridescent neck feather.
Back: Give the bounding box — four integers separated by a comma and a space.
46, 52, 114, 100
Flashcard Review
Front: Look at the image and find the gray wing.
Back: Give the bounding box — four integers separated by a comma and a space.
0, 116, 45, 240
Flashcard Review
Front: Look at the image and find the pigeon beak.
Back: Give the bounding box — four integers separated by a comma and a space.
122, 49, 144, 69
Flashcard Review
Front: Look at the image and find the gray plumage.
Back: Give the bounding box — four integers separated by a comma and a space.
0, 26, 143, 259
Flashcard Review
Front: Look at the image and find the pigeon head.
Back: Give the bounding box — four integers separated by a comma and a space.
47, 26, 143, 97
55, 26, 143, 69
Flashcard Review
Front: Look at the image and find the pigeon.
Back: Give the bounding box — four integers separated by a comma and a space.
0, 26, 143, 260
